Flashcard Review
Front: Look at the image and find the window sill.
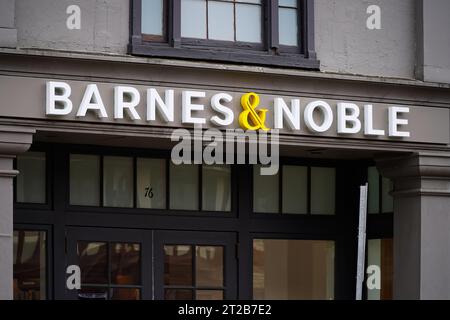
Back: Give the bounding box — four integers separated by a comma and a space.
129, 43, 320, 70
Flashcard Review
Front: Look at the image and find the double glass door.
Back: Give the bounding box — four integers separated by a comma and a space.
65, 228, 236, 300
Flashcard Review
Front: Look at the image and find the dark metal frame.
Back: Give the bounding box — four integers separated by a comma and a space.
130, 0, 319, 69
13, 142, 392, 300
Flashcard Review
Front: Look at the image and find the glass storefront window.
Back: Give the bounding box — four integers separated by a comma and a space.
202, 165, 231, 212
164, 244, 225, 300
136, 158, 166, 209
282, 165, 307, 214
103, 156, 134, 208
311, 167, 336, 215
366, 238, 393, 300
13, 230, 47, 300
368, 166, 394, 214
253, 165, 279, 213
253, 239, 335, 300
76, 241, 141, 300
70, 154, 100, 206
16, 152, 46, 204
253, 165, 336, 215
169, 163, 199, 210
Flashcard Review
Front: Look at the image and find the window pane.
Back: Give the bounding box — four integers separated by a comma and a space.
311, 167, 335, 215
13, 230, 46, 300
170, 163, 199, 210
367, 239, 393, 300
279, 7, 298, 46
16, 152, 46, 204
196, 290, 223, 300
164, 245, 193, 286
253, 165, 279, 213
236, 4, 262, 43
141, 0, 164, 36
279, 0, 297, 7
202, 165, 231, 212
368, 166, 380, 214
70, 154, 100, 206
382, 177, 394, 213
236, 0, 261, 3
77, 242, 108, 284
282, 165, 307, 214
196, 246, 223, 287
253, 239, 335, 300
136, 158, 166, 209
103, 156, 134, 208
110, 288, 140, 300
181, 0, 207, 39
208, 1, 234, 41
165, 289, 193, 300
111, 243, 141, 285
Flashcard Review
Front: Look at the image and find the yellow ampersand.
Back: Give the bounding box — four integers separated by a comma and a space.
239, 92, 269, 131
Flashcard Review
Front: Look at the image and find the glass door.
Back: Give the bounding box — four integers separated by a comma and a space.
154, 231, 237, 300
65, 227, 151, 300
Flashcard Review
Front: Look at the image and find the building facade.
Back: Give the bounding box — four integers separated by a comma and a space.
1, 0, 450, 300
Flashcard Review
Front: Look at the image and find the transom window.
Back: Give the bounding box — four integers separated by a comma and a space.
132, 0, 318, 69
253, 164, 336, 215
69, 154, 232, 212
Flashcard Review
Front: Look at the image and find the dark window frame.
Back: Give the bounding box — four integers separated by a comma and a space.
130, 0, 319, 69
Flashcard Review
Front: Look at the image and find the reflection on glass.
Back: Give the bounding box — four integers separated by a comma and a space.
137, 158, 166, 209
181, 0, 207, 39
13, 230, 46, 300
253, 165, 279, 213
196, 290, 224, 300
196, 246, 223, 287
141, 0, 164, 36
16, 152, 46, 204
279, 7, 298, 46
381, 177, 393, 213
77, 242, 108, 284
170, 163, 199, 210
70, 154, 100, 206
77, 287, 108, 300
311, 167, 335, 215
110, 288, 140, 300
367, 239, 393, 300
253, 239, 335, 300
103, 156, 133, 208
282, 166, 307, 214
202, 165, 231, 212
111, 243, 141, 285
236, 3, 262, 43
208, 1, 234, 41
165, 289, 193, 300
164, 245, 193, 286
368, 166, 380, 214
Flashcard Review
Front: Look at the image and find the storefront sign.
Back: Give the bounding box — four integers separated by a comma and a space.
45, 81, 410, 138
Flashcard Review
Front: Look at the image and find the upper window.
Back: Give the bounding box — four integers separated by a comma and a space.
132, 0, 318, 69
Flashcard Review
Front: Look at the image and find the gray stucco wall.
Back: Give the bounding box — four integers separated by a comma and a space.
315, 0, 416, 79
15, 0, 129, 54
416, 0, 450, 84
